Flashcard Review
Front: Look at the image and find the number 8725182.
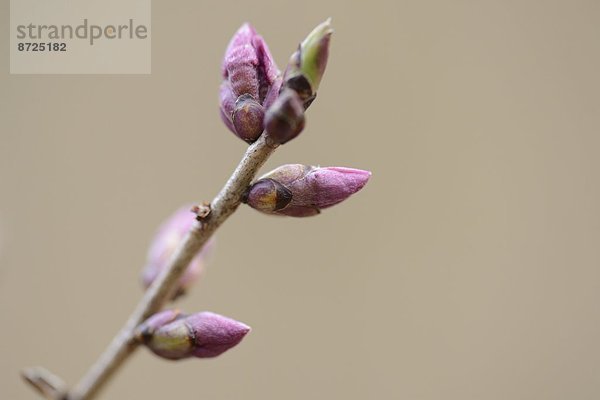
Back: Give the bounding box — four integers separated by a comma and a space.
17, 42, 66, 51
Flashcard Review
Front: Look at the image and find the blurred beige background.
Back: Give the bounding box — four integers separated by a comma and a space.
2, 0, 600, 399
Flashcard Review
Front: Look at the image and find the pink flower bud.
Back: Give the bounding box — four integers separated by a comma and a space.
220, 23, 281, 143
137, 310, 251, 360
141, 206, 216, 298
264, 88, 305, 145
243, 164, 371, 217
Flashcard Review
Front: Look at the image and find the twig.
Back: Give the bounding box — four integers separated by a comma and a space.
23, 134, 278, 400
22, 367, 67, 400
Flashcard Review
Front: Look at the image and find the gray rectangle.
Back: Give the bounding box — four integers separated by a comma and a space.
10, 0, 151, 74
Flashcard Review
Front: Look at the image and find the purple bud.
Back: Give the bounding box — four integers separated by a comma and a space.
283, 19, 333, 108
243, 164, 371, 217
220, 23, 280, 143
137, 310, 251, 360
264, 88, 305, 145
141, 206, 216, 298
186, 312, 251, 358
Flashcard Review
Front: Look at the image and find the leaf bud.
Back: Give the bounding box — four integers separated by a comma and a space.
283, 19, 333, 108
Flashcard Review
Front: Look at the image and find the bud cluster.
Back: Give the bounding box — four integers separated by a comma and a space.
136, 20, 370, 368
220, 19, 333, 145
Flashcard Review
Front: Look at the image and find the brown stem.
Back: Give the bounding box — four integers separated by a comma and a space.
22, 367, 68, 400
23, 134, 278, 400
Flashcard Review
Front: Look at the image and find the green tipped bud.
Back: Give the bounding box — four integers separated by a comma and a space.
283, 18, 333, 108
299, 18, 333, 90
